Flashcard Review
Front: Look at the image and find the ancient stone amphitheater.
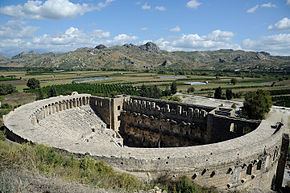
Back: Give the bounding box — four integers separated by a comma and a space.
3, 93, 290, 191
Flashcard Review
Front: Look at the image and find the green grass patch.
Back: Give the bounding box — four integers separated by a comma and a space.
0, 141, 144, 191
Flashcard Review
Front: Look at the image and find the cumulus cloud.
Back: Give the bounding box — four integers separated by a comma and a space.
247, 2, 276, 13
268, 17, 290, 30
242, 34, 290, 55
155, 29, 239, 51
0, 26, 115, 55
93, 29, 110, 38
141, 3, 151, 10
169, 26, 181, 32
155, 6, 166, 11
186, 0, 201, 9
0, 20, 38, 38
113, 34, 137, 44
0, 0, 113, 20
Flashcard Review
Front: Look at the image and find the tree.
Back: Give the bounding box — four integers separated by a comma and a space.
170, 81, 177, 94
187, 87, 195, 93
230, 78, 238, 85
243, 90, 272, 120
226, 89, 233, 100
0, 84, 16, 95
48, 86, 58, 97
214, 87, 222, 99
27, 78, 40, 89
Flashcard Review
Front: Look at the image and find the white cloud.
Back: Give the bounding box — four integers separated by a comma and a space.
141, 27, 148, 31
261, 3, 276, 8
113, 34, 137, 44
0, 0, 113, 20
207, 30, 234, 41
186, 0, 201, 9
155, 6, 166, 11
155, 29, 240, 51
269, 17, 290, 30
247, 2, 276, 13
93, 29, 110, 38
287, 0, 290, 5
169, 26, 181, 32
96, 0, 114, 10
142, 3, 151, 10
247, 5, 259, 13
0, 20, 38, 38
242, 34, 290, 55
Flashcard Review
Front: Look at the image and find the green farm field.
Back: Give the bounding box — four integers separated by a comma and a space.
0, 69, 289, 107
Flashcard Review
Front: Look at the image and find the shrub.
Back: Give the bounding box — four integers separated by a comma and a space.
243, 90, 272, 119
170, 81, 177, 94
0, 84, 17, 95
230, 78, 238, 85
176, 176, 197, 193
187, 87, 195, 93
226, 89, 233, 100
214, 87, 222, 99
27, 78, 40, 89
168, 96, 181, 102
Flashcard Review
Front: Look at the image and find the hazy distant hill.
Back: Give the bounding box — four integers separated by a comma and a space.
1, 42, 289, 71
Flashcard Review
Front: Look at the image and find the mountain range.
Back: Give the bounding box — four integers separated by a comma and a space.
0, 42, 289, 71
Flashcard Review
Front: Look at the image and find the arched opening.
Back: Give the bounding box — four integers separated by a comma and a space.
230, 123, 235, 132
257, 160, 262, 170
246, 164, 252, 175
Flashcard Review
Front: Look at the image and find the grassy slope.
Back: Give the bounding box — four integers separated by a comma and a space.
0, 133, 144, 192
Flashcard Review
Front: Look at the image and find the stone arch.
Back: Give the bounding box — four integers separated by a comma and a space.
44, 105, 48, 116
48, 104, 52, 115
51, 103, 56, 114
69, 100, 73, 108
55, 102, 59, 112
59, 102, 62, 111
73, 98, 76, 107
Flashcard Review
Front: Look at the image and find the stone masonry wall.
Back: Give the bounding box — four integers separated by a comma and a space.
3, 94, 288, 191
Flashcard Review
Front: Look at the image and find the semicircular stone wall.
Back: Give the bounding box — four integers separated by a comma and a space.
3, 93, 289, 191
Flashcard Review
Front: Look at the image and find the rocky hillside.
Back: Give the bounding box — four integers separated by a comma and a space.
1, 42, 289, 71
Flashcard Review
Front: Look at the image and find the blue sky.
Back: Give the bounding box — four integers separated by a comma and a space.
0, 0, 290, 56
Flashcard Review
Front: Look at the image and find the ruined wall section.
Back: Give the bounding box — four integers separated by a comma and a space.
207, 109, 261, 143
89, 96, 111, 128
120, 96, 214, 146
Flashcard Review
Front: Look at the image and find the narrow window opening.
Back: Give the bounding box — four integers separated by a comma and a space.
246, 164, 252, 175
